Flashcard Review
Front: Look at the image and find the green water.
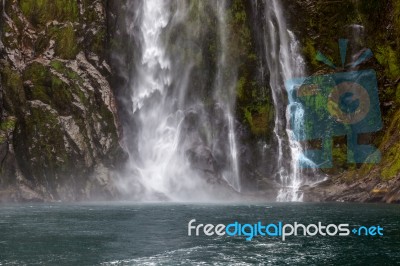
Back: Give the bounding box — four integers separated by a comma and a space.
0, 203, 399, 265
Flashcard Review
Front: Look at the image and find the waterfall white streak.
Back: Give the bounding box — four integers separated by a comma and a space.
117, 0, 241, 201
119, 1, 201, 200
214, 0, 241, 192
259, 0, 307, 201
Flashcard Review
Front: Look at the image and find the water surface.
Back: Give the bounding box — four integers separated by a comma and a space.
0, 202, 399, 265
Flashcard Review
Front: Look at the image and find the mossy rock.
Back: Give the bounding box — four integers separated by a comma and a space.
243, 104, 274, 137
19, 0, 78, 28
378, 109, 400, 180
23, 63, 66, 109
0, 117, 17, 132
0, 65, 26, 114
225, 0, 275, 140
88, 28, 106, 56
381, 141, 400, 180
22, 61, 89, 116
375, 45, 400, 80
51, 25, 79, 59
13, 103, 68, 184
0, 116, 16, 144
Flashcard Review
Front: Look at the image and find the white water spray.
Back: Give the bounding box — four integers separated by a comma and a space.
117, 0, 241, 200
214, 0, 241, 192
257, 0, 308, 201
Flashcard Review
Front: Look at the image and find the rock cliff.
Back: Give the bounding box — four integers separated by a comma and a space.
0, 0, 125, 202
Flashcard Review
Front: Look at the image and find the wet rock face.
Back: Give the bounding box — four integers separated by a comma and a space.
290, 0, 400, 203
0, 0, 126, 202
303, 176, 400, 204
179, 105, 229, 185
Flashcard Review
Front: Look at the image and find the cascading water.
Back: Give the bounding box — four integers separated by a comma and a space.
255, 0, 309, 201
115, 1, 241, 200
113, 0, 321, 202
214, 0, 241, 192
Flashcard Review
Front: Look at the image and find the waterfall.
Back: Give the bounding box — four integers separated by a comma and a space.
115, 1, 241, 201
112, 0, 320, 202
255, 0, 308, 201
214, 0, 241, 192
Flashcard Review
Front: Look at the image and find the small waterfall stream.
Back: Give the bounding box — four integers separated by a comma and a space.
255, 0, 308, 201
214, 0, 241, 192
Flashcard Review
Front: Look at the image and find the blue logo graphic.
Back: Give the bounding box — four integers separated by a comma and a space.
285, 39, 382, 168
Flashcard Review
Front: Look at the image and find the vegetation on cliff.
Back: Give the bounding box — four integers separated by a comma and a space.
0, 0, 124, 201
290, 0, 400, 202
1, 0, 399, 202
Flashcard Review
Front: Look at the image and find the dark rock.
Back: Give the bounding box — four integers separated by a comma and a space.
0, 0, 126, 202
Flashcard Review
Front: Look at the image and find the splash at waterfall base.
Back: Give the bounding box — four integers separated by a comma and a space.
108, 0, 318, 202
107, 0, 248, 201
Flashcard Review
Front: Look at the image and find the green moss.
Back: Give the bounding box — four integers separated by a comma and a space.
49, 60, 88, 106
9, 5, 25, 34
34, 35, 50, 55
50, 60, 81, 81
224, 0, 275, 140
80, 0, 100, 24
356, 1, 389, 43
0, 117, 16, 132
375, 45, 400, 79
22, 105, 69, 178
243, 104, 273, 136
379, 109, 400, 180
1, 22, 17, 50
236, 76, 246, 101
301, 86, 331, 138
50, 60, 63, 70
19, 0, 78, 27
381, 141, 400, 180
0, 116, 16, 143
90, 29, 106, 55
330, 139, 358, 173
98, 104, 118, 140
23, 62, 51, 104
393, 0, 400, 46
294, 0, 400, 183
23, 62, 48, 84
0, 66, 25, 113
396, 84, 400, 103
53, 25, 78, 59
227, 0, 253, 63
359, 163, 374, 177
23, 62, 77, 114
332, 144, 346, 167
300, 0, 361, 72
244, 107, 252, 126
2, 67, 23, 95
303, 39, 319, 68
